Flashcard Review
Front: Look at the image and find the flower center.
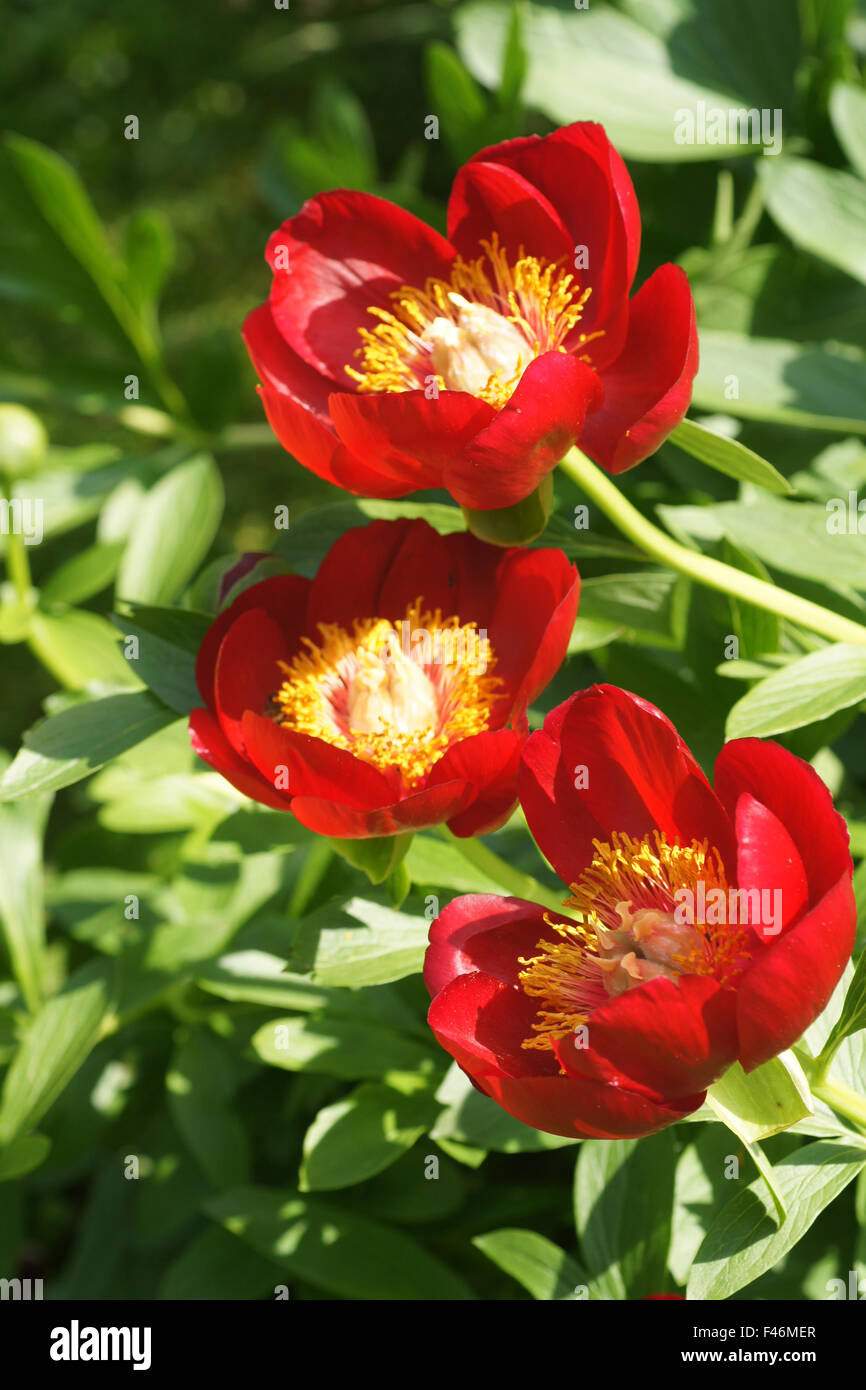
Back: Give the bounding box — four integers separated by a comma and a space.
346, 234, 603, 408
518, 831, 750, 1053
272, 599, 502, 787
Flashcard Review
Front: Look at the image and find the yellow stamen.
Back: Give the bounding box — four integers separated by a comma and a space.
518, 831, 749, 1054
346, 233, 604, 407
273, 598, 502, 787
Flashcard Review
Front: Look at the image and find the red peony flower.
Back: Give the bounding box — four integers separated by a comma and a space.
189, 519, 578, 839
243, 122, 698, 512
425, 685, 855, 1139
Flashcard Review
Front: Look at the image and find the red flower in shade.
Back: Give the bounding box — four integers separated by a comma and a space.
189, 519, 579, 839
243, 122, 698, 511
425, 685, 855, 1139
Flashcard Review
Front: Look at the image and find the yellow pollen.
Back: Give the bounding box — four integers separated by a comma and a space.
346, 233, 604, 407
518, 831, 749, 1055
272, 599, 502, 787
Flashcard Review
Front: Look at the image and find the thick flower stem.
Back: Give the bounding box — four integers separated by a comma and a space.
559, 447, 866, 648
440, 827, 564, 913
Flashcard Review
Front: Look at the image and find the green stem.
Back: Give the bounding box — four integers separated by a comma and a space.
559, 447, 866, 647
1, 473, 32, 603
810, 1076, 866, 1135
441, 828, 564, 913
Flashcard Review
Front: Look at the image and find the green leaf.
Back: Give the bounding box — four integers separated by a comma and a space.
291, 896, 431, 987
329, 833, 412, 887
669, 1125, 737, 1285
166, 1030, 250, 1189
113, 604, 211, 714
660, 495, 866, 589
818, 948, 866, 1060
457, 1, 794, 163
0, 1132, 51, 1182
123, 209, 174, 317
578, 570, 688, 649
726, 644, 866, 738
671, 418, 791, 494
692, 331, 866, 434
761, 157, 866, 287
405, 834, 503, 894
116, 454, 224, 605
574, 1130, 676, 1299
159, 1226, 285, 1301
206, 1186, 472, 1300
473, 1229, 587, 1300
251, 1013, 436, 1080
0, 693, 176, 801
722, 538, 780, 660
830, 81, 866, 182
0, 960, 115, 1145
706, 1053, 814, 1143
28, 610, 140, 690
0, 787, 51, 1011
300, 1081, 437, 1191
41, 542, 125, 607
688, 1140, 866, 1300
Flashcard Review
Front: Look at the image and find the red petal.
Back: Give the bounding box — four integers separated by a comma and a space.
424, 894, 553, 997
735, 871, 856, 1071
465, 123, 640, 347
447, 158, 573, 265
427, 971, 551, 1078
195, 575, 311, 708
267, 189, 455, 384
556, 974, 739, 1099
430, 729, 524, 838
328, 388, 494, 491
714, 738, 853, 904
213, 609, 290, 757
241, 714, 395, 807
579, 264, 698, 474
258, 386, 411, 498
487, 547, 580, 712
733, 793, 809, 940
444, 351, 603, 510
306, 518, 454, 631
481, 1071, 702, 1140
188, 707, 290, 811
288, 778, 470, 838
519, 686, 735, 889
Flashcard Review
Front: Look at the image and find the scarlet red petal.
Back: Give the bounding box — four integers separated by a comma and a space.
556, 974, 739, 1100
213, 609, 290, 757
464, 123, 640, 344
735, 870, 856, 1072
267, 189, 455, 384
241, 714, 395, 807
424, 894, 552, 998
189, 708, 291, 812
579, 264, 698, 474
430, 729, 524, 838
427, 972, 551, 1079
306, 518, 454, 630
487, 548, 580, 713
714, 738, 853, 904
288, 778, 471, 839
519, 686, 735, 889
328, 388, 494, 490
444, 351, 603, 510
480, 1071, 702, 1140
447, 159, 573, 265
195, 575, 312, 708
733, 793, 810, 940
